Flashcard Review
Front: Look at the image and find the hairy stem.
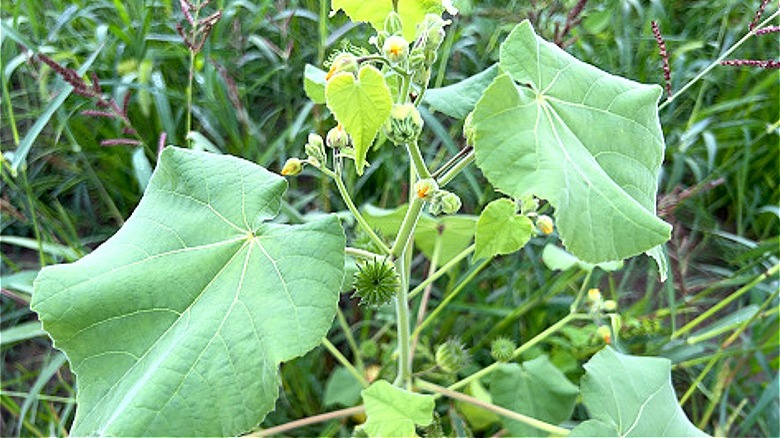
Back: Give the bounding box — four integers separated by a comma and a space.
437, 150, 475, 187
336, 308, 365, 372
406, 140, 431, 179
252, 406, 364, 437
416, 380, 570, 436
390, 197, 424, 257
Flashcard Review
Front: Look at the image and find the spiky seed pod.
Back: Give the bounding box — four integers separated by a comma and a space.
490, 337, 516, 362
435, 338, 470, 374
352, 258, 399, 307
384, 103, 423, 145
360, 339, 378, 358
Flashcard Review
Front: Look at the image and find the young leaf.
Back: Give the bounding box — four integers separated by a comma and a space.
542, 244, 623, 272
361, 380, 435, 437
491, 358, 579, 437
571, 347, 708, 437
423, 64, 499, 119
304, 63, 327, 104
331, 0, 444, 41
31, 147, 345, 437
474, 198, 533, 260
472, 20, 672, 263
325, 65, 393, 175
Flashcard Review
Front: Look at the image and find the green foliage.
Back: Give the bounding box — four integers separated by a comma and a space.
331, 0, 444, 40
472, 20, 672, 263
572, 347, 708, 437
325, 65, 393, 175
474, 198, 534, 260
423, 64, 499, 119
324, 366, 364, 407
361, 380, 435, 437
31, 148, 345, 436
491, 357, 579, 436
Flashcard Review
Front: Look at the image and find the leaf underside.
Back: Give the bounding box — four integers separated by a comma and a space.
472, 20, 671, 263
572, 347, 709, 437
32, 147, 345, 437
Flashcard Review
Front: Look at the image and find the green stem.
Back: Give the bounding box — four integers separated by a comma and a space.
448, 313, 589, 392
412, 257, 492, 339
569, 269, 593, 313
345, 247, 382, 260
432, 146, 472, 179
672, 263, 780, 339
321, 338, 368, 388
393, 256, 413, 389
409, 244, 474, 299
321, 167, 391, 255
659, 8, 780, 110
390, 197, 424, 257
336, 308, 364, 372
406, 140, 431, 179
415, 380, 570, 436
254, 406, 364, 437
437, 150, 474, 187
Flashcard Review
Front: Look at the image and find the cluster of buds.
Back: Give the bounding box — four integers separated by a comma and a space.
383, 103, 424, 145
408, 14, 452, 86
325, 52, 359, 81
429, 189, 461, 215
586, 288, 617, 314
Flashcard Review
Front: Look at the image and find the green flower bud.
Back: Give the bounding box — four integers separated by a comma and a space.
414, 178, 438, 201
463, 111, 476, 148
305, 133, 326, 165
596, 325, 612, 344
326, 124, 350, 149
326, 52, 358, 80
384, 11, 403, 36
518, 194, 539, 215
430, 190, 461, 215
360, 339, 378, 358
383, 35, 409, 63
352, 258, 400, 307
490, 337, 516, 362
435, 338, 469, 374
587, 288, 602, 302
603, 300, 617, 312
383, 103, 424, 145
416, 14, 449, 61
536, 214, 554, 235
280, 158, 304, 176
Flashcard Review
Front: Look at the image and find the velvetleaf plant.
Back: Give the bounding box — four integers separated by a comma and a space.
29, 1, 709, 436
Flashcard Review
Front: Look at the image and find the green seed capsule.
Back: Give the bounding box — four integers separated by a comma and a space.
352, 258, 399, 307
435, 338, 470, 374
490, 337, 516, 362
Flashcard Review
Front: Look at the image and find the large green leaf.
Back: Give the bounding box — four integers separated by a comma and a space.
571, 347, 708, 437
361, 380, 435, 437
331, 0, 444, 40
363, 204, 476, 264
423, 64, 499, 119
472, 20, 671, 263
474, 198, 533, 260
326, 65, 393, 175
31, 147, 345, 437
491, 357, 579, 437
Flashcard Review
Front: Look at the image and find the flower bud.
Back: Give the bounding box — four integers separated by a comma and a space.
326, 124, 350, 149
597, 325, 612, 344
384, 11, 403, 36
463, 111, 476, 148
430, 190, 461, 215
603, 300, 617, 312
414, 178, 438, 201
281, 158, 303, 176
490, 337, 515, 362
435, 339, 469, 374
587, 288, 602, 302
305, 133, 326, 165
536, 214, 554, 235
325, 52, 358, 80
383, 103, 424, 145
383, 35, 409, 63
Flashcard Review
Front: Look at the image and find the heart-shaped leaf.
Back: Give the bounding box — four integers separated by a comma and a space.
331, 0, 444, 41
31, 147, 345, 437
326, 65, 393, 175
571, 347, 708, 437
472, 20, 671, 263
474, 198, 533, 260
361, 380, 435, 437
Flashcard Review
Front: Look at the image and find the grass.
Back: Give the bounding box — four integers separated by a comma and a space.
1, 0, 778, 436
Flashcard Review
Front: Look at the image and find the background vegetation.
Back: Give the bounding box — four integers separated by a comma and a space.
1, 0, 777, 436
